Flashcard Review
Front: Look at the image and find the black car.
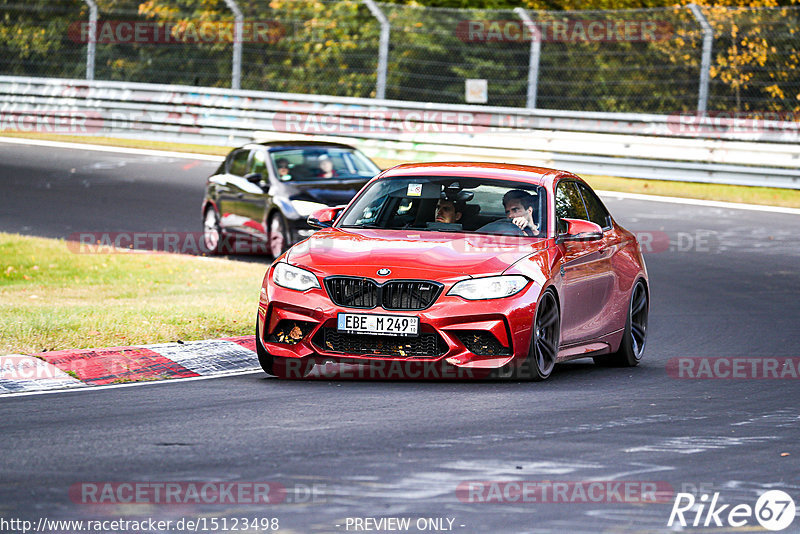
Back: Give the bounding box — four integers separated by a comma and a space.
202, 141, 381, 257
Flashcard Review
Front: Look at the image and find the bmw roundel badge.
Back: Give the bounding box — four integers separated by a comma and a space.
377, 268, 391, 276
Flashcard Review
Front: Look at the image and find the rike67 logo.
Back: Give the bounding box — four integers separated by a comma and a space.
668, 490, 796, 531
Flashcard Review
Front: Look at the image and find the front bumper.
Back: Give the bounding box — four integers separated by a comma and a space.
256, 270, 539, 370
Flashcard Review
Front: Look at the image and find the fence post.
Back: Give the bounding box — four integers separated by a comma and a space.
363, 0, 389, 100
514, 7, 540, 110
83, 0, 98, 80
688, 3, 713, 114
223, 0, 243, 90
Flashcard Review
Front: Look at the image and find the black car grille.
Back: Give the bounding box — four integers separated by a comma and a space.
313, 328, 448, 358
455, 330, 512, 356
383, 281, 441, 310
324, 277, 378, 308
324, 277, 443, 311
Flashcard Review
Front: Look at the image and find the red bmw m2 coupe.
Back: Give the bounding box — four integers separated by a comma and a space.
255, 162, 649, 380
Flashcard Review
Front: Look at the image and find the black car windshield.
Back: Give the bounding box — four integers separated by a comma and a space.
338, 176, 547, 237
271, 147, 380, 182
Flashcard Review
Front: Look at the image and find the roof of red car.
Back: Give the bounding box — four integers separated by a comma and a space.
381, 162, 566, 186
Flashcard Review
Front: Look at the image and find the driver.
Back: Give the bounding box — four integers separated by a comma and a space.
275, 158, 291, 180
503, 189, 539, 236
435, 198, 463, 224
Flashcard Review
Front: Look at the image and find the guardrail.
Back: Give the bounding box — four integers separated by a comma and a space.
1, 76, 799, 189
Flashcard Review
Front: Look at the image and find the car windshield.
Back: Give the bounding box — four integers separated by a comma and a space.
337, 176, 547, 237
271, 147, 380, 182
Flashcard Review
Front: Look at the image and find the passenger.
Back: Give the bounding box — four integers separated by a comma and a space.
435, 198, 464, 224
318, 154, 337, 178
502, 189, 539, 236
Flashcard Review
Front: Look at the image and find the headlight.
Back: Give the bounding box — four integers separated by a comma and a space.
448, 275, 528, 300
291, 200, 328, 217
273, 262, 320, 291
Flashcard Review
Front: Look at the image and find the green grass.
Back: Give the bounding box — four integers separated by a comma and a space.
3, 131, 798, 208
0, 233, 267, 355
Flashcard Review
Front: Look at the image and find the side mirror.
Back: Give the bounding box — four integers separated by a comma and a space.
557, 218, 603, 243
244, 172, 263, 184
308, 206, 344, 229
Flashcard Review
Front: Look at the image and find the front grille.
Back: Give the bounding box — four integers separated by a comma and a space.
324, 277, 378, 309
324, 277, 442, 311
455, 330, 512, 356
313, 328, 448, 358
383, 281, 441, 310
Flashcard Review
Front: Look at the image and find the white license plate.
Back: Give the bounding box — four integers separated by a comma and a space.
337, 313, 419, 336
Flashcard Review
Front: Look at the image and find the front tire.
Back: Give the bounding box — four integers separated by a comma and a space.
595, 279, 648, 367
203, 207, 223, 254
255, 322, 314, 379
515, 289, 560, 381
268, 213, 290, 258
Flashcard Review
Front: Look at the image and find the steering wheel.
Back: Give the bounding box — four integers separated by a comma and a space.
476, 219, 527, 236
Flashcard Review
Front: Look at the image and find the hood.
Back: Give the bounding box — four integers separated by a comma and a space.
274, 178, 370, 206
287, 228, 550, 281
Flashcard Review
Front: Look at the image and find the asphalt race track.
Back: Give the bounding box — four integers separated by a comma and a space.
0, 141, 218, 239
2, 140, 799, 533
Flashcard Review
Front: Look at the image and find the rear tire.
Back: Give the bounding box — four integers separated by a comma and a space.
255, 322, 314, 379
595, 279, 648, 367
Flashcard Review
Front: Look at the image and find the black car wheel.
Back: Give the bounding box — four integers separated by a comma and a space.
203, 207, 222, 254
255, 322, 315, 379
504, 289, 560, 381
595, 279, 648, 367
268, 212, 290, 258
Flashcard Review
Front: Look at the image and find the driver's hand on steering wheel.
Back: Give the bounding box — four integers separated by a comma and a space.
511, 216, 538, 233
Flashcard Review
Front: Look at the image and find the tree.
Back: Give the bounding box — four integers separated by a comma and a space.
653, 0, 800, 112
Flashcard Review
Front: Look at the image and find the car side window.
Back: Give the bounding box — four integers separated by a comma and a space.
555, 181, 589, 233
577, 182, 611, 229
250, 150, 268, 176
228, 149, 250, 177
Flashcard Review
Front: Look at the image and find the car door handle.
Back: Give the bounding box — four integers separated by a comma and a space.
599, 242, 618, 256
